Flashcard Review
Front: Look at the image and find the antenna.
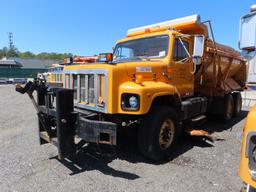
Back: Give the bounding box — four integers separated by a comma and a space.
8, 32, 14, 49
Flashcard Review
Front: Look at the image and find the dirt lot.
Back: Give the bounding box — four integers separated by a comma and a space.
0, 85, 250, 192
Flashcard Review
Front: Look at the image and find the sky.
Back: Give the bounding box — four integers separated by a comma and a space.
0, 0, 255, 56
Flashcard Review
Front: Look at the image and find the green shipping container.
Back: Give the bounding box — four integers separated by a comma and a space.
0, 68, 47, 78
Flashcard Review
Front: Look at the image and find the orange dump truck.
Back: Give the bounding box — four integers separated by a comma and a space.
16, 14, 246, 161
239, 5, 256, 192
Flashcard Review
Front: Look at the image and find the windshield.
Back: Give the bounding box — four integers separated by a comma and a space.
113, 35, 169, 63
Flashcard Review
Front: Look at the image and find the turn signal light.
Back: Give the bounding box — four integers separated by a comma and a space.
98, 53, 113, 63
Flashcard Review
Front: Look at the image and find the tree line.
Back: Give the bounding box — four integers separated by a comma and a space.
0, 46, 73, 60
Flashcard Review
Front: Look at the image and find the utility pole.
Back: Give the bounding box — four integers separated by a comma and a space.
8, 32, 14, 50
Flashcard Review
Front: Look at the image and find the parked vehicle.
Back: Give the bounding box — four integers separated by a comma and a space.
46, 56, 98, 88
239, 5, 256, 192
16, 14, 246, 161
0, 78, 7, 84
13, 78, 27, 84
46, 64, 64, 88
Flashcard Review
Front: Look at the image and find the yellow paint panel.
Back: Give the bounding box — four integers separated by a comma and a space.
239, 105, 256, 187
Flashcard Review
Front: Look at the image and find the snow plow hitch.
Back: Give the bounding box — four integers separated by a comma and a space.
15, 79, 116, 160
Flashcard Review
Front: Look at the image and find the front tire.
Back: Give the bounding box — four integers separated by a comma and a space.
137, 106, 178, 161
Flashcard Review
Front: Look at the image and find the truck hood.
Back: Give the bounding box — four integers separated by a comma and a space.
63, 61, 166, 81
122, 61, 166, 79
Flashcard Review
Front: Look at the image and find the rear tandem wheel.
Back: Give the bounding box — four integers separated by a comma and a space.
222, 94, 234, 122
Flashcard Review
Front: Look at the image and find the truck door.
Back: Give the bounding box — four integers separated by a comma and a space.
169, 36, 194, 98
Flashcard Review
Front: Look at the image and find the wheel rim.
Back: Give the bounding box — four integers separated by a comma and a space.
226, 98, 233, 119
159, 118, 175, 150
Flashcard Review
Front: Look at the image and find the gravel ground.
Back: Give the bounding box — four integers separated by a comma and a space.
0, 85, 250, 192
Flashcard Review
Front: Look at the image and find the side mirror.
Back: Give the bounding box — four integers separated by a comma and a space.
98, 53, 113, 63
192, 35, 205, 65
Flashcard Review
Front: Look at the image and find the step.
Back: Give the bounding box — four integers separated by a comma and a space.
186, 115, 207, 127
51, 138, 58, 147
191, 115, 206, 122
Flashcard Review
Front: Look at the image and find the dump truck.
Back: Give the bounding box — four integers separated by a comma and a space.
46, 56, 98, 87
239, 5, 256, 192
16, 14, 247, 161
46, 64, 64, 87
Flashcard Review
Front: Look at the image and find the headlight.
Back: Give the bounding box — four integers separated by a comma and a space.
129, 96, 138, 108
121, 93, 140, 111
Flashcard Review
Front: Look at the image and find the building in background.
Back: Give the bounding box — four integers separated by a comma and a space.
0, 57, 22, 68
0, 57, 60, 79
14, 58, 58, 69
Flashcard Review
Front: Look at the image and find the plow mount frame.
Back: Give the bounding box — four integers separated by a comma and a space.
16, 79, 117, 160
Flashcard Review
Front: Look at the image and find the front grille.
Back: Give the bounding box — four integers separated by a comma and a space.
80, 75, 86, 102
64, 70, 108, 113
97, 74, 105, 105
73, 74, 78, 101
65, 74, 70, 88
88, 74, 95, 104
49, 71, 63, 83
56, 74, 62, 83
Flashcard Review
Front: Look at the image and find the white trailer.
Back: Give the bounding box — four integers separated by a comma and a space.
239, 5, 256, 83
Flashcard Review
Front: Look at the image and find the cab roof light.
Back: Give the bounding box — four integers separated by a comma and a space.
127, 14, 201, 36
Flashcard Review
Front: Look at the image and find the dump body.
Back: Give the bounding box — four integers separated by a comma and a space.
195, 39, 247, 97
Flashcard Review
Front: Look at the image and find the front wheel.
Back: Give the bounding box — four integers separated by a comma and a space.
137, 106, 178, 161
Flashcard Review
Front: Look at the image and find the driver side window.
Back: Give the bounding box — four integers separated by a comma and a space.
114, 47, 134, 60
173, 39, 189, 61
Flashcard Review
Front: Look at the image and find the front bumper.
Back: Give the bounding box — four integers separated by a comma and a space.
77, 116, 117, 145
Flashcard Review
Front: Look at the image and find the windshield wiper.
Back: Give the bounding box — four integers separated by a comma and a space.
113, 57, 143, 63
113, 56, 162, 63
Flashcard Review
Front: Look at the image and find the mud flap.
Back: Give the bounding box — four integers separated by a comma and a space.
185, 128, 222, 142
